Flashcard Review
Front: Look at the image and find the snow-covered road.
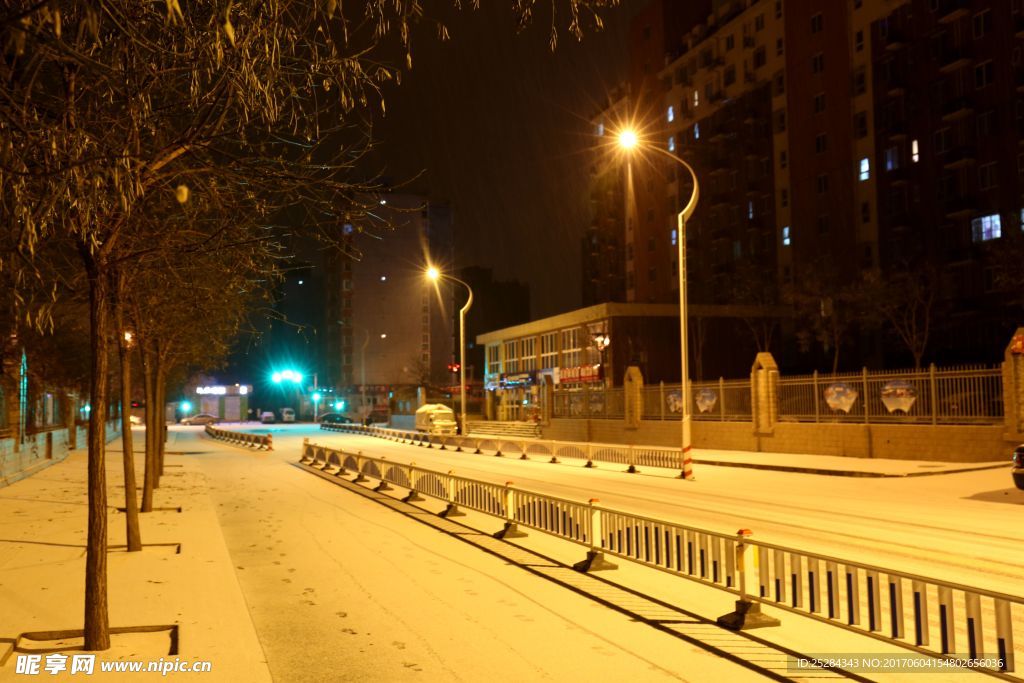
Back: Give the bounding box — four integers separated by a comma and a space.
266, 425, 1024, 597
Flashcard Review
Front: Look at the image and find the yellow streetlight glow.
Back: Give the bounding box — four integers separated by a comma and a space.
426, 266, 441, 282
618, 129, 638, 150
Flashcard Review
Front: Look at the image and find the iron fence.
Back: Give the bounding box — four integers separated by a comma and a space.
777, 364, 1003, 425
549, 364, 1003, 426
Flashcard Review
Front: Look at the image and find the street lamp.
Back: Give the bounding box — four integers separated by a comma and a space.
426, 265, 474, 435
617, 128, 700, 480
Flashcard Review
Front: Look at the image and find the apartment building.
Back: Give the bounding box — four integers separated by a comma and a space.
588, 0, 1024, 370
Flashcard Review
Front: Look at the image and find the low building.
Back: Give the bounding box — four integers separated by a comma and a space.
477, 303, 681, 421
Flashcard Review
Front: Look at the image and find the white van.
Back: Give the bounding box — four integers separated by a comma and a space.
414, 404, 457, 435
281, 407, 296, 423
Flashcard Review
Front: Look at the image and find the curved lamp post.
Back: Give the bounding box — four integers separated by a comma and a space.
618, 129, 699, 480
426, 266, 474, 434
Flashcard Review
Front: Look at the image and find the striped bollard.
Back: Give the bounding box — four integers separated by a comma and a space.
626, 445, 639, 474
265, 434, 273, 451
572, 499, 617, 572
717, 530, 780, 630
519, 441, 528, 460
493, 482, 527, 539
584, 442, 595, 468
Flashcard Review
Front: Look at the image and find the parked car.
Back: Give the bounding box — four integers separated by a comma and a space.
318, 413, 353, 425
1013, 445, 1024, 490
260, 411, 276, 424
180, 413, 218, 426
281, 407, 296, 423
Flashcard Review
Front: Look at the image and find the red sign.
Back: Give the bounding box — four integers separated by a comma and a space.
558, 365, 603, 384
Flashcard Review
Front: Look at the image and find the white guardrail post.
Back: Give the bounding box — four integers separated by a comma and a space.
373, 457, 392, 492
717, 529, 781, 630
493, 482, 527, 539
351, 451, 368, 483
439, 471, 465, 518
572, 499, 617, 572
402, 463, 424, 503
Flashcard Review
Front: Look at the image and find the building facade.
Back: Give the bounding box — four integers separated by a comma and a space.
478, 303, 681, 421
589, 0, 1024, 372
323, 194, 455, 417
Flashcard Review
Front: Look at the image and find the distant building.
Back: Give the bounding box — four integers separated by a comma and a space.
323, 195, 454, 416
457, 266, 530, 391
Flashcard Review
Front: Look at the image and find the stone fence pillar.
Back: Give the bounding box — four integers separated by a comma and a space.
623, 366, 643, 429
751, 352, 778, 436
1004, 328, 1024, 441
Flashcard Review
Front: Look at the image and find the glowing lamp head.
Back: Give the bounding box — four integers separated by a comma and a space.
426, 266, 441, 282
312, 392, 322, 403
180, 401, 192, 413
618, 129, 639, 150
271, 372, 282, 383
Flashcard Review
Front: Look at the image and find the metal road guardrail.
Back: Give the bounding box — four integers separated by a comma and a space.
319, 422, 684, 472
204, 424, 273, 450
301, 438, 1024, 677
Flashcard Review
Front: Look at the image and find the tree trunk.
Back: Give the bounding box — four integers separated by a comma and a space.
141, 341, 156, 512
83, 253, 110, 651
156, 358, 167, 478
114, 277, 142, 551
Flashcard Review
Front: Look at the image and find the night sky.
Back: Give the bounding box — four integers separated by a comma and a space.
369, 1, 643, 318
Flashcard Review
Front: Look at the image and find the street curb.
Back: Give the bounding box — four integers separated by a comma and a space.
693, 458, 1009, 478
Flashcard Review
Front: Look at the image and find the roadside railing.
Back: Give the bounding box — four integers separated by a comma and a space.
205, 424, 273, 450
319, 422, 683, 472
550, 364, 1003, 426
777, 365, 1003, 425
298, 439, 1023, 677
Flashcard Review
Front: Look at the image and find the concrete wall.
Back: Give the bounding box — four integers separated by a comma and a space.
543, 417, 1013, 462
0, 419, 123, 488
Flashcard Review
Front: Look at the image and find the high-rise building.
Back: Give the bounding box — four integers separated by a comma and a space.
323, 194, 454, 414
590, 0, 1024, 370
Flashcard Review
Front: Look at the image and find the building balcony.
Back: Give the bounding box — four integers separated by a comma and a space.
942, 145, 976, 169
938, 46, 972, 73
942, 195, 976, 218
887, 167, 909, 185
1017, 15, 1024, 39
888, 210, 913, 230
885, 120, 909, 140
883, 29, 907, 51
937, 0, 970, 24
886, 77, 907, 97
941, 95, 974, 121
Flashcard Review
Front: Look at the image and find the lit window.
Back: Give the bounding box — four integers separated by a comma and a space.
668, 136, 676, 152
343, 223, 354, 235
668, 105, 675, 123
596, 122, 605, 136
748, 201, 755, 220
298, 280, 304, 285
671, 229, 678, 246
972, 214, 1001, 242
694, 123, 700, 140
380, 275, 387, 282
859, 157, 871, 181
911, 139, 920, 163
782, 226, 791, 246
693, 90, 700, 108
1019, 208, 1024, 230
